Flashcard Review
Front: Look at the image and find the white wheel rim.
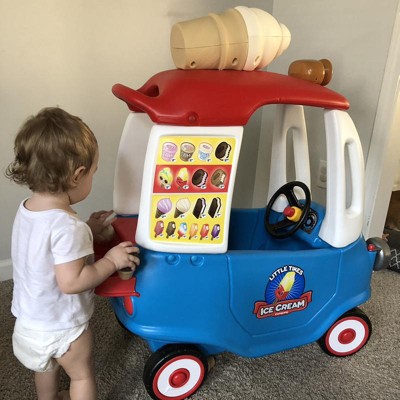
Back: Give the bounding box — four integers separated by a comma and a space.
155, 357, 203, 398
327, 318, 367, 354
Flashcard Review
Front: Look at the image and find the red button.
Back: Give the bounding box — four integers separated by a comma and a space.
283, 206, 295, 217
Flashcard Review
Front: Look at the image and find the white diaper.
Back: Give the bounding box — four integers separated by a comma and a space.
12, 319, 89, 372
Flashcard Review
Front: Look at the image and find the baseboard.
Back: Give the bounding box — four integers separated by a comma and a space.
0, 259, 13, 281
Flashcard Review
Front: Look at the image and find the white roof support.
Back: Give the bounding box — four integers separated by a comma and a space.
319, 110, 365, 247
267, 104, 311, 211
113, 112, 153, 215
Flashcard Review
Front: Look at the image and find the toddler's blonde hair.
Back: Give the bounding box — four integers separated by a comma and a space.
6, 107, 98, 193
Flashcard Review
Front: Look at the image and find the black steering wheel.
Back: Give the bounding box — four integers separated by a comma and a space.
265, 181, 311, 239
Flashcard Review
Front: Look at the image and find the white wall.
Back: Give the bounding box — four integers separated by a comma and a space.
2, 0, 396, 279
253, 0, 398, 207
0, 0, 271, 277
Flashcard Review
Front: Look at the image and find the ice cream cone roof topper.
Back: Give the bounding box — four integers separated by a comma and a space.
170, 6, 291, 71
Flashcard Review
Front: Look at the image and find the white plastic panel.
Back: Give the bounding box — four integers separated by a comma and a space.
319, 110, 365, 248
267, 104, 311, 211
113, 113, 153, 215
135, 125, 243, 254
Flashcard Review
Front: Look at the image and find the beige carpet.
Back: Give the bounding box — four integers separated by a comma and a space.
1, 270, 399, 399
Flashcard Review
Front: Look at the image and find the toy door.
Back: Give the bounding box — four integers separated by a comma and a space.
135, 125, 243, 254
228, 249, 341, 340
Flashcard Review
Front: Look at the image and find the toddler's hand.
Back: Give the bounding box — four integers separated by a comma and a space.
87, 210, 116, 243
104, 242, 140, 271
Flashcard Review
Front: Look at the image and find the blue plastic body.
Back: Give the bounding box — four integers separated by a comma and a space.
109, 202, 376, 358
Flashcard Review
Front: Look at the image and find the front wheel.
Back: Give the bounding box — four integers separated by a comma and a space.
143, 344, 208, 400
318, 308, 372, 357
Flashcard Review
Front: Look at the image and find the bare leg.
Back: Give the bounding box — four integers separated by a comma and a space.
35, 365, 60, 400
58, 391, 71, 400
56, 327, 96, 400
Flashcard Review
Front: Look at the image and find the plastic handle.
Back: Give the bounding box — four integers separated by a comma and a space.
112, 83, 158, 115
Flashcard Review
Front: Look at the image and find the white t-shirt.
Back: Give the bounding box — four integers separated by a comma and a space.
11, 200, 95, 331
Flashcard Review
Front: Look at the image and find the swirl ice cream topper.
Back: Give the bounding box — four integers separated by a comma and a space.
170, 6, 291, 71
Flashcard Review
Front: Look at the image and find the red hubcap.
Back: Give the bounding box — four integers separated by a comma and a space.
338, 328, 356, 344
169, 368, 190, 388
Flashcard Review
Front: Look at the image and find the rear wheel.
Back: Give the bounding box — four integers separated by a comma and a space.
143, 344, 208, 399
318, 308, 372, 356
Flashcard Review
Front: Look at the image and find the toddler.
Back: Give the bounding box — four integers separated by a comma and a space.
6, 107, 140, 400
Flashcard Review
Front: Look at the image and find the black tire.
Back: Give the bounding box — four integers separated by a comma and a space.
318, 308, 372, 357
143, 344, 208, 400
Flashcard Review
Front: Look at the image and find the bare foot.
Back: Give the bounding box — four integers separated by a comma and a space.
58, 390, 70, 400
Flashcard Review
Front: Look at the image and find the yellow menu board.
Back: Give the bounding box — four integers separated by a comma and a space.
150, 136, 236, 244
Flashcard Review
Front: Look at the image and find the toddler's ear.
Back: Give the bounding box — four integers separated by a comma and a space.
71, 166, 86, 186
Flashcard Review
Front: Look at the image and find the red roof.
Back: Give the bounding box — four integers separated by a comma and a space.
112, 69, 349, 126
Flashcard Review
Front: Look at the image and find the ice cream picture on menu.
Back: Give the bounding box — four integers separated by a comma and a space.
159, 167, 173, 189
149, 135, 237, 245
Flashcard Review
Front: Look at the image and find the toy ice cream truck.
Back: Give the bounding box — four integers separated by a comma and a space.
95, 7, 389, 400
